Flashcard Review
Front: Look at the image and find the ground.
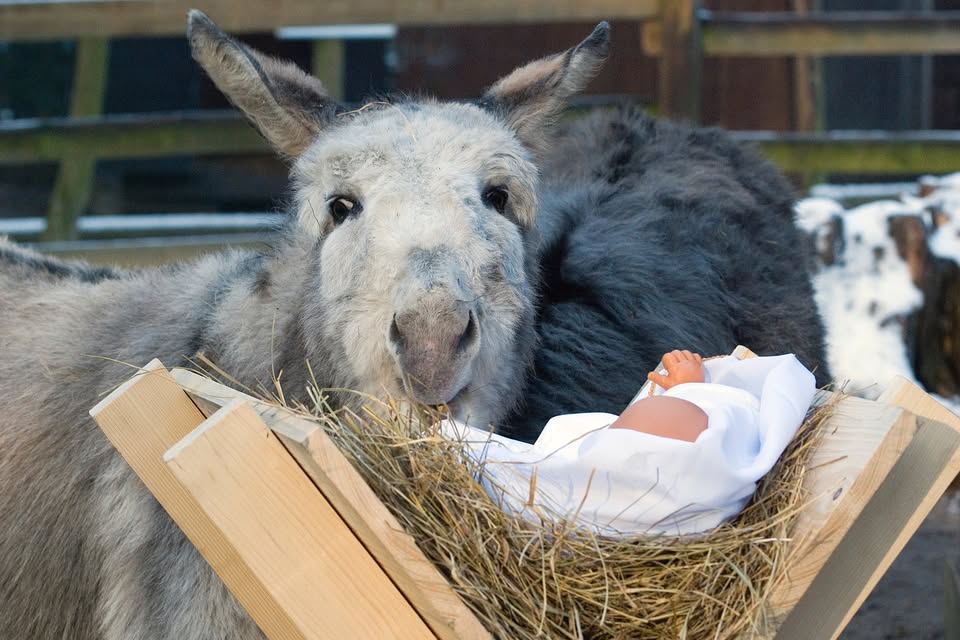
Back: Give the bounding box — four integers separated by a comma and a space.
842, 491, 960, 638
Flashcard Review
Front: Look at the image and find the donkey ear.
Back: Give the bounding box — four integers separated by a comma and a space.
481, 22, 609, 152
187, 10, 339, 158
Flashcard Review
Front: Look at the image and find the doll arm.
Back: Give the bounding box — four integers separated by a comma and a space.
647, 350, 706, 390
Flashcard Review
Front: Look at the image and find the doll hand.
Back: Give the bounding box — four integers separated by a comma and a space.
647, 350, 705, 390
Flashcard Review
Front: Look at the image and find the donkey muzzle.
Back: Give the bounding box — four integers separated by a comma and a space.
389, 302, 480, 405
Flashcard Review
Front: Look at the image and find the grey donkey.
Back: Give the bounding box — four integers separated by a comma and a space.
0, 11, 828, 639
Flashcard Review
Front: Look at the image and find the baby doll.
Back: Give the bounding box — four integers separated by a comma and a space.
444, 349, 817, 536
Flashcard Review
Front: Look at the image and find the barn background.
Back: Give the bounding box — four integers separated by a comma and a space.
2, 1, 960, 637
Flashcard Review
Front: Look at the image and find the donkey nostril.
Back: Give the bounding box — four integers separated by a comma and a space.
456, 311, 478, 354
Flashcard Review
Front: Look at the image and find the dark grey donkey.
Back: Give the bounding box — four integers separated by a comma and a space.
0, 11, 827, 639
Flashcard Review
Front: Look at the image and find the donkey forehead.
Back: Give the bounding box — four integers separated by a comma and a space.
297, 103, 536, 188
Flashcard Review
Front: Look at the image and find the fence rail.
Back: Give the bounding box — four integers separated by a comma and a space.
4, 113, 959, 176
0, 0, 658, 42
645, 11, 960, 57
0, 112, 263, 163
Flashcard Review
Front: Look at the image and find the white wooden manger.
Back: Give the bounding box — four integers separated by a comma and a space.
90, 347, 960, 639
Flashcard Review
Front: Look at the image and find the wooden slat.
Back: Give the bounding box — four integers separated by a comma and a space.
740, 130, 960, 175
644, 11, 960, 57
312, 40, 345, 102
768, 378, 960, 639
762, 395, 917, 636
89, 361, 285, 637
6, 114, 960, 176
32, 234, 279, 268
878, 376, 960, 432
44, 37, 109, 241
702, 11, 960, 57
165, 398, 436, 640
0, 0, 658, 42
170, 368, 492, 640
656, 0, 701, 122
776, 415, 960, 639
0, 112, 266, 164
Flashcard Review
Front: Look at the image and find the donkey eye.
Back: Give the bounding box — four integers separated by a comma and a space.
482, 186, 509, 214
328, 196, 361, 225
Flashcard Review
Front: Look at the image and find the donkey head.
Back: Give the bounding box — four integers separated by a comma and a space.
188, 11, 608, 426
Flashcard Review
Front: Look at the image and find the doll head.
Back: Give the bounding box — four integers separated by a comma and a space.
611, 396, 708, 442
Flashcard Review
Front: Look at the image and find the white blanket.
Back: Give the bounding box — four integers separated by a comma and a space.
443, 354, 816, 536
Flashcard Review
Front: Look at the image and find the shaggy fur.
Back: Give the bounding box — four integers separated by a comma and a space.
0, 13, 827, 640
502, 108, 829, 440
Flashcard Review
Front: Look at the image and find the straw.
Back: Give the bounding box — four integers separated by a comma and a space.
260, 382, 835, 640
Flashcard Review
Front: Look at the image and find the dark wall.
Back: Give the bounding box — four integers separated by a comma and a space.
393, 0, 801, 131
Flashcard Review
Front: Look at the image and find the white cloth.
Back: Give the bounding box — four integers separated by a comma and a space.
443, 354, 816, 536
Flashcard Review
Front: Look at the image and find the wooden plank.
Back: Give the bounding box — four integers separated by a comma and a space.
89, 360, 287, 636
644, 12, 960, 57
788, 0, 826, 190
164, 398, 436, 640
7, 113, 960, 176
312, 40, 345, 102
0, 112, 266, 164
738, 131, 960, 175
169, 369, 492, 640
775, 414, 960, 639
45, 158, 98, 240
44, 37, 109, 241
761, 395, 917, 636
790, 0, 816, 134
702, 11, 960, 58
877, 376, 960, 433
657, 0, 702, 122
31, 234, 279, 268
766, 378, 960, 638
0, 0, 659, 42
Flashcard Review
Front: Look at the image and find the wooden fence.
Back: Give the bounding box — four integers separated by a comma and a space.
1, 0, 960, 241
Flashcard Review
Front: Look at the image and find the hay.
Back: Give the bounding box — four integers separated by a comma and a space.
279, 386, 831, 640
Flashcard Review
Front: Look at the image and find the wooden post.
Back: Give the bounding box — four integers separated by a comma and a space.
657, 0, 702, 122
44, 37, 109, 241
312, 40, 345, 102
791, 0, 826, 190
